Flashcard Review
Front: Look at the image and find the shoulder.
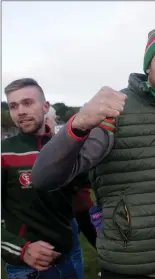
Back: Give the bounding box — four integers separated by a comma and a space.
121, 87, 130, 96
1, 135, 20, 153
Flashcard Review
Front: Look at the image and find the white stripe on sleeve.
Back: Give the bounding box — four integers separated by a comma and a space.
1, 245, 21, 256
1, 241, 22, 251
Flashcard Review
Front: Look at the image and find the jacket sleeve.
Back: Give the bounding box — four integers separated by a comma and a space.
1, 227, 29, 265
1, 156, 29, 265
32, 117, 115, 192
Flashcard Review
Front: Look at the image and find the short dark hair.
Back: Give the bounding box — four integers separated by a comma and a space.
4, 78, 45, 98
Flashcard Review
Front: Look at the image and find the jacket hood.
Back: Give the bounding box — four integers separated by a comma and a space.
128, 73, 155, 105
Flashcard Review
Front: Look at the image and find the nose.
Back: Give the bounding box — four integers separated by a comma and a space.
17, 104, 27, 115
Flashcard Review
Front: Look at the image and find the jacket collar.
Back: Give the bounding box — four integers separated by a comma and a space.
19, 124, 52, 148
128, 73, 155, 106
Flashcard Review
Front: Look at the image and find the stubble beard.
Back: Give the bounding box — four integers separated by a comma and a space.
19, 119, 44, 135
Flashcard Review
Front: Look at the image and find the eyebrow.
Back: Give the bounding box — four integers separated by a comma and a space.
9, 98, 34, 104
8, 101, 17, 106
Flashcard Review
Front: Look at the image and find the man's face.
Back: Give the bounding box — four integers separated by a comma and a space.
148, 55, 155, 90
7, 86, 49, 134
45, 115, 56, 133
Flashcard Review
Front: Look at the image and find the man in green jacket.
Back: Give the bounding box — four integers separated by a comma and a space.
32, 30, 155, 279
89, 29, 155, 279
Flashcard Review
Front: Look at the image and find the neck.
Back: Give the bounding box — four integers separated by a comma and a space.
145, 79, 155, 98
35, 125, 46, 136
147, 77, 155, 91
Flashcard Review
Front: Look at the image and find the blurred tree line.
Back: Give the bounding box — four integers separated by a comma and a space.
1, 101, 80, 128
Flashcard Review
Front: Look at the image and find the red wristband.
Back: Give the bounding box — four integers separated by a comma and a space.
20, 241, 31, 261
68, 114, 89, 141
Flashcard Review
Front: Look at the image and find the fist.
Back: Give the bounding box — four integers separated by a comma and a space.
23, 241, 61, 271
72, 86, 127, 130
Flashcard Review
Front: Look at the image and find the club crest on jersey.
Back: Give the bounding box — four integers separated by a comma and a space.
19, 172, 32, 188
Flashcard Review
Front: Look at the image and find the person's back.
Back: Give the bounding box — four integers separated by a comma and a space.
89, 30, 155, 278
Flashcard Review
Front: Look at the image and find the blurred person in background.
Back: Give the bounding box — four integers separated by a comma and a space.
45, 105, 57, 134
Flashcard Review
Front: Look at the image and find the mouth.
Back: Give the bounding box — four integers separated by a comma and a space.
19, 119, 34, 125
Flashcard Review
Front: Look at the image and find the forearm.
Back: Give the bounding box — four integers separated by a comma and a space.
1, 226, 29, 265
32, 120, 88, 191
32, 117, 113, 192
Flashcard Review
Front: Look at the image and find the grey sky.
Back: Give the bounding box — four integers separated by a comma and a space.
2, 1, 155, 106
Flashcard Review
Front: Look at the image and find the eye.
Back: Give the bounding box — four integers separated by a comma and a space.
9, 103, 18, 110
23, 99, 33, 106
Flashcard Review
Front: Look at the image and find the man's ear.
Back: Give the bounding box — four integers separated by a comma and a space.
44, 101, 50, 114
46, 101, 50, 109
146, 68, 150, 74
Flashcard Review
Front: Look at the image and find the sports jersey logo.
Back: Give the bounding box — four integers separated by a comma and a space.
19, 172, 32, 188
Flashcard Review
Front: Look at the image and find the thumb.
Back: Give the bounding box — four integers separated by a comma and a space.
52, 250, 61, 259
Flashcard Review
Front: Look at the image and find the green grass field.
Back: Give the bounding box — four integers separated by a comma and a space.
1, 234, 100, 279
81, 234, 100, 279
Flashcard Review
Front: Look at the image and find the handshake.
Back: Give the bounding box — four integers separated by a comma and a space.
72, 86, 127, 131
